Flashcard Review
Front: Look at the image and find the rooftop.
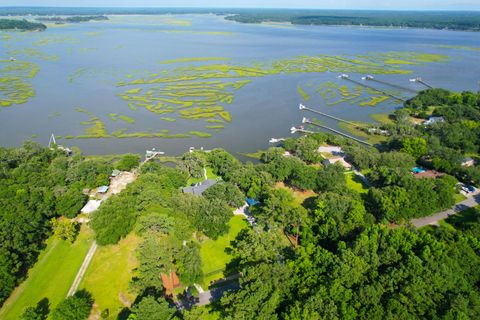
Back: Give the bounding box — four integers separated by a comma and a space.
323, 156, 352, 169
181, 179, 217, 195
80, 199, 102, 214
97, 185, 109, 193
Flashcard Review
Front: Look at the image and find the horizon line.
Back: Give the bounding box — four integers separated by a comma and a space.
0, 6, 480, 12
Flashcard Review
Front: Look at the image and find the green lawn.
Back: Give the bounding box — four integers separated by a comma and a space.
80, 233, 140, 319
454, 193, 467, 203
0, 226, 94, 320
239, 149, 266, 160
200, 215, 248, 287
370, 113, 394, 125
187, 167, 218, 186
445, 206, 479, 226
345, 172, 369, 194
338, 122, 388, 145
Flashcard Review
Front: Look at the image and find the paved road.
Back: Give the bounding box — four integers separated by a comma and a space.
195, 274, 242, 306
411, 193, 480, 228
197, 282, 240, 306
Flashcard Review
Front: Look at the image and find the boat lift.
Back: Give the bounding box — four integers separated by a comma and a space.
48, 134, 72, 155
409, 77, 433, 89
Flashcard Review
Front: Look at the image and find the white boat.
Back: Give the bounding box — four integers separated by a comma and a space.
269, 138, 285, 144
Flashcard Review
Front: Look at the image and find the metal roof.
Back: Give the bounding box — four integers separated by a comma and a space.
181, 179, 217, 195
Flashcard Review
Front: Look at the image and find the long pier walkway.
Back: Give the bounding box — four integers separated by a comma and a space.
342, 77, 406, 102
416, 78, 433, 89
299, 104, 366, 128
303, 119, 373, 146
367, 78, 418, 94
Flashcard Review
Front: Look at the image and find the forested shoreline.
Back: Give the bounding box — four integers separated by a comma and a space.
1, 88, 480, 319
0, 19, 46, 31
35, 16, 108, 23
225, 10, 480, 31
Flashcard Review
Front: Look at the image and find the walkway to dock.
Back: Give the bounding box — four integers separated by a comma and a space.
303, 119, 373, 146
367, 77, 418, 94
299, 104, 366, 128
342, 77, 406, 102
415, 78, 433, 89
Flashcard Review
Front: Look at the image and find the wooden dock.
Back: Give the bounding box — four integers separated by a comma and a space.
299, 104, 366, 128
366, 77, 418, 94
342, 77, 406, 102
416, 78, 433, 89
303, 119, 373, 146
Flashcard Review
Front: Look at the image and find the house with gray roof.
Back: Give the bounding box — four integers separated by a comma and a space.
181, 179, 217, 195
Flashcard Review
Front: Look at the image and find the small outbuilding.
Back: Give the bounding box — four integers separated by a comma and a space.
97, 185, 109, 194
424, 117, 445, 126
161, 271, 181, 296
80, 199, 102, 214
111, 169, 121, 177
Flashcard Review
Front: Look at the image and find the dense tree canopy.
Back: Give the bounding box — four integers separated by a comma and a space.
0, 19, 46, 31
0, 143, 104, 305
51, 290, 93, 320
115, 154, 141, 171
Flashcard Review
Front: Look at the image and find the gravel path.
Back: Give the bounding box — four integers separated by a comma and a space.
67, 241, 97, 297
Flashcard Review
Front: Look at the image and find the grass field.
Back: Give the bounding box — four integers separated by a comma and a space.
275, 182, 317, 205
80, 233, 140, 319
345, 172, 369, 194
338, 122, 388, 145
370, 113, 394, 125
0, 226, 94, 320
200, 215, 248, 287
454, 193, 467, 203
187, 167, 218, 185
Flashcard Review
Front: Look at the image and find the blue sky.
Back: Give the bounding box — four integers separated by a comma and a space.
1, 0, 479, 10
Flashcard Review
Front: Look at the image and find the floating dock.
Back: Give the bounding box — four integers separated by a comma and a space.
290, 126, 314, 134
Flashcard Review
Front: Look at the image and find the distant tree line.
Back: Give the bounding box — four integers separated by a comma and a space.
225, 10, 480, 31
35, 16, 109, 23
0, 19, 46, 31
1, 8, 479, 31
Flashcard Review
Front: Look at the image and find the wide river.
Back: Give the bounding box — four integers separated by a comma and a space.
0, 14, 479, 156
